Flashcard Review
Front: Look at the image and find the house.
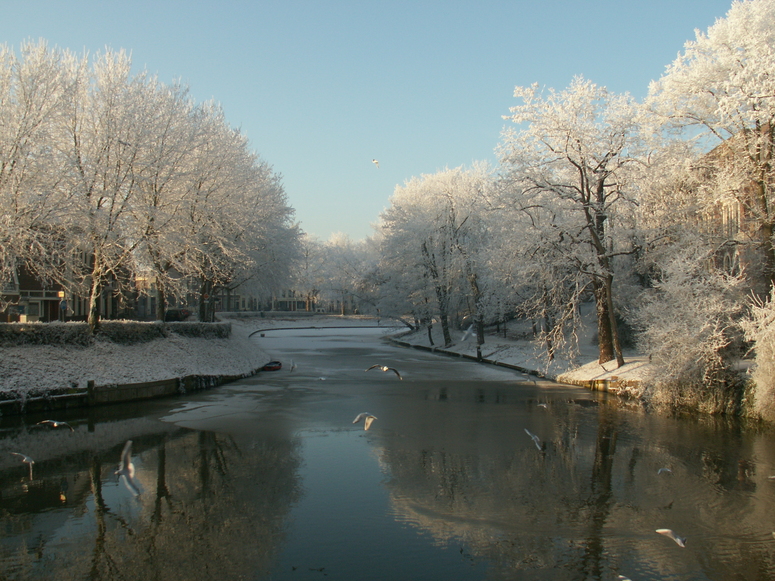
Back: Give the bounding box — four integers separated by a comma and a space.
0, 264, 65, 323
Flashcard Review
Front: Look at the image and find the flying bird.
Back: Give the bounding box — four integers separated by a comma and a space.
352, 413, 377, 431
656, 528, 686, 547
289, 360, 297, 372
524, 428, 542, 451
115, 440, 140, 496
461, 324, 473, 342
36, 419, 74, 432
372, 159, 379, 168
537, 403, 548, 409
658, 467, 673, 475
11, 452, 34, 479
617, 576, 633, 581
366, 364, 402, 380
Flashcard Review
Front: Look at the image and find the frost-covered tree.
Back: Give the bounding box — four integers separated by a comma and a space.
176, 104, 298, 321
128, 80, 199, 320
316, 233, 378, 315
633, 246, 747, 414
55, 49, 153, 331
741, 290, 775, 421
0, 40, 74, 309
647, 0, 775, 291
292, 234, 326, 311
498, 76, 645, 367
379, 165, 494, 349
0, 41, 298, 327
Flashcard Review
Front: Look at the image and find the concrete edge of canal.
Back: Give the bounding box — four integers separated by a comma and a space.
0, 366, 266, 417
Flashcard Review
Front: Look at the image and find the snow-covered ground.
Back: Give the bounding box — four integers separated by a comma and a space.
395, 308, 653, 396
1, 319, 272, 396
0, 312, 653, 399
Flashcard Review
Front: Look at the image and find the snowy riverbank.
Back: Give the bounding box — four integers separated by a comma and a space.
0, 319, 270, 396
0, 312, 654, 400
394, 311, 653, 399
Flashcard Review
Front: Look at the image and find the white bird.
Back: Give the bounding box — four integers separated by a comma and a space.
656, 528, 686, 547
36, 419, 74, 432
658, 467, 673, 475
289, 360, 296, 372
524, 428, 542, 450
115, 440, 140, 496
11, 452, 34, 479
372, 159, 379, 168
366, 364, 402, 380
617, 576, 633, 581
461, 324, 473, 342
537, 403, 548, 409
352, 413, 377, 431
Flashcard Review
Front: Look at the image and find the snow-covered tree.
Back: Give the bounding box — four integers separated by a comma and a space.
55, 49, 154, 331
741, 290, 775, 421
379, 165, 495, 349
174, 103, 298, 321
633, 246, 747, 414
0, 41, 74, 309
647, 0, 775, 291
498, 76, 645, 368
0, 42, 299, 326
128, 80, 199, 320
315, 233, 379, 315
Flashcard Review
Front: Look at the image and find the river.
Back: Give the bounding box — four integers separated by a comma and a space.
1, 326, 774, 580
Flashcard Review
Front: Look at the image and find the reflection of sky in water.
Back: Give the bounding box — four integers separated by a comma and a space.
2, 327, 775, 580
272, 430, 490, 579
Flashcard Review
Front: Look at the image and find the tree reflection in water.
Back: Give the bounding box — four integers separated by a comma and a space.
0, 425, 302, 580
376, 388, 775, 581
4, 326, 775, 581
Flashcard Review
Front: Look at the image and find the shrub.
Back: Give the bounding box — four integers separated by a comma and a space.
741, 291, 775, 422
0, 320, 231, 346
632, 249, 748, 414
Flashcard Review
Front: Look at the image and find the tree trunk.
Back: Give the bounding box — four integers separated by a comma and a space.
199, 278, 212, 322
155, 279, 166, 322
594, 276, 623, 367
594, 278, 615, 365
467, 271, 485, 361
604, 275, 625, 368
87, 274, 102, 333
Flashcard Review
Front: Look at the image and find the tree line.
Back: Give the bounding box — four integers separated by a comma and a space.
302, 0, 775, 420
0, 41, 300, 330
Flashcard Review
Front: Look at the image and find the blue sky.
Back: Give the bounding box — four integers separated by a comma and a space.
2, 0, 734, 241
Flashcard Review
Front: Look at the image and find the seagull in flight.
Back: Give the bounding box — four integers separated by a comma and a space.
36, 419, 74, 432
524, 428, 542, 451
115, 440, 140, 496
656, 528, 686, 547
658, 467, 673, 475
372, 159, 379, 168
366, 364, 402, 380
353, 413, 377, 431
11, 452, 35, 479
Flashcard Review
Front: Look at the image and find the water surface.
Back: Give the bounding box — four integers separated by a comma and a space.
2, 327, 775, 580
